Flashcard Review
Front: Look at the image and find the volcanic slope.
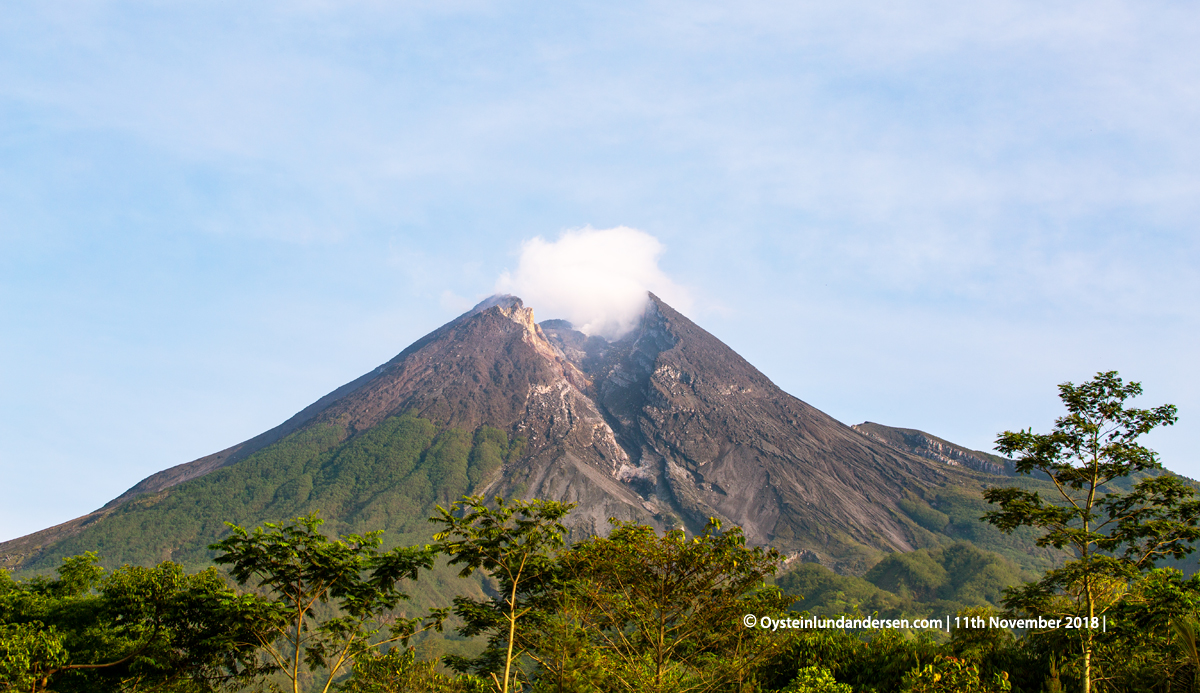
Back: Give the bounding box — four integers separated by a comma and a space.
1, 295, 1052, 576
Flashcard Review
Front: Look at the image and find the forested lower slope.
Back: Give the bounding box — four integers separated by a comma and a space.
776, 542, 1032, 619
19, 410, 523, 570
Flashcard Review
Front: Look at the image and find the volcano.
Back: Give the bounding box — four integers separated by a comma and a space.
1, 294, 1023, 575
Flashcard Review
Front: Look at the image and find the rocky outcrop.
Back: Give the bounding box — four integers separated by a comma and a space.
851, 423, 1014, 476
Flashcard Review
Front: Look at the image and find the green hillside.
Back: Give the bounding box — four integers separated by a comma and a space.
887, 478, 1063, 575
21, 411, 521, 576
775, 542, 1030, 620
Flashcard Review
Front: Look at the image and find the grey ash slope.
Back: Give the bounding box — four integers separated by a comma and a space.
532, 295, 969, 572
1, 294, 1020, 576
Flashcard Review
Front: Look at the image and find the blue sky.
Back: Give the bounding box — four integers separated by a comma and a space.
2, 2, 1197, 542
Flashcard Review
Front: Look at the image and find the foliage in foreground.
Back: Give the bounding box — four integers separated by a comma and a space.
210, 514, 443, 693
6, 370, 1200, 692
431, 496, 574, 693
9, 524, 1200, 692
429, 496, 792, 693
984, 371, 1198, 692
0, 553, 272, 693
553, 518, 792, 693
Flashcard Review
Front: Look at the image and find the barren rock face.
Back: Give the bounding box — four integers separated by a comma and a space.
1, 293, 985, 575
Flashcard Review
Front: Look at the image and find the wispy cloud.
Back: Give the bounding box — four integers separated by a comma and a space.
497, 226, 691, 338
1, 0, 1198, 539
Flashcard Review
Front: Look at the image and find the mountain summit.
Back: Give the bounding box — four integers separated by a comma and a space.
2, 294, 1010, 575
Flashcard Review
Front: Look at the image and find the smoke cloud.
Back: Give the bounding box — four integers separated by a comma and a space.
496, 226, 691, 339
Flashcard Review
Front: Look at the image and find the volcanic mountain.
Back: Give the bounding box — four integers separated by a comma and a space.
1, 294, 1036, 575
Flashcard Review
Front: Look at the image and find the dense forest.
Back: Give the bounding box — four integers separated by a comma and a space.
4, 372, 1198, 693
4, 501, 1200, 693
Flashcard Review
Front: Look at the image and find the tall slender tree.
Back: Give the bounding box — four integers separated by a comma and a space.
983, 371, 1199, 693
430, 495, 574, 693
210, 513, 440, 693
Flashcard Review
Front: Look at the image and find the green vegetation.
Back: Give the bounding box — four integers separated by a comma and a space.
6, 371, 1200, 692
865, 543, 1024, 609
431, 496, 574, 693
23, 413, 517, 573
0, 553, 271, 692
894, 483, 1062, 577
984, 371, 1197, 693
8, 513, 1200, 692
775, 563, 903, 618
12, 410, 1065, 590
553, 518, 791, 692
777, 543, 1025, 620
210, 514, 442, 693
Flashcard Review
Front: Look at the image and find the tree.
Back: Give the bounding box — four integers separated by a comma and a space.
338, 646, 489, 693
898, 656, 1008, 693
982, 371, 1199, 693
949, 607, 1024, 688
555, 519, 793, 693
0, 553, 272, 693
782, 666, 852, 693
0, 622, 66, 693
210, 513, 440, 693
430, 495, 575, 693
1099, 568, 1200, 690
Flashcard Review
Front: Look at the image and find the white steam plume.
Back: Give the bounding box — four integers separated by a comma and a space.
496, 226, 692, 339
